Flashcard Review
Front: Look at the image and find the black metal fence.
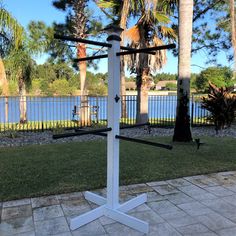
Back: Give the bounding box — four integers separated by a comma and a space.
0, 95, 211, 132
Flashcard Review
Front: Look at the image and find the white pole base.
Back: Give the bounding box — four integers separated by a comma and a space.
70, 191, 149, 234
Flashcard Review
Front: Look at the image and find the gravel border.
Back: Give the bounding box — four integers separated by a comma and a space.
0, 125, 235, 147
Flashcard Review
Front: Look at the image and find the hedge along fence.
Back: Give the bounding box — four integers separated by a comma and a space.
0, 95, 211, 132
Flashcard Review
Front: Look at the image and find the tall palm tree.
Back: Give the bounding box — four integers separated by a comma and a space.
53, 0, 102, 126
0, 4, 23, 122
229, 0, 236, 77
97, 0, 131, 118
0, 6, 23, 95
173, 0, 193, 142
97, 0, 176, 123
125, 1, 176, 123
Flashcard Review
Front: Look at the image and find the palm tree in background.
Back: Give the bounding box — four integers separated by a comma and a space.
0, 4, 23, 95
53, 0, 102, 126
97, 0, 176, 123
173, 0, 194, 142
97, 0, 131, 118
125, 1, 176, 123
229, 0, 236, 77
0, 3, 24, 122
5, 48, 34, 123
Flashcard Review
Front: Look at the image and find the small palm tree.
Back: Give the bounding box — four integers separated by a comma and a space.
0, 5, 23, 95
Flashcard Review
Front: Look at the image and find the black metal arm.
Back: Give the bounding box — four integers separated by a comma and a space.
117, 44, 176, 56
53, 127, 112, 139
54, 34, 112, 48
115, 135, 172, 150
120, 122, 150, 130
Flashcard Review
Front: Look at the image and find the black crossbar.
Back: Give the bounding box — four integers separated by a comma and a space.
53, 127, 112, 139
74, 54, 108, 62
75, 128, 108, 137
117, 44, 176, 56
120, 46, 156, 55
115, 135, 172, 150
54, 34, 112, 48
120, 122, 150, 130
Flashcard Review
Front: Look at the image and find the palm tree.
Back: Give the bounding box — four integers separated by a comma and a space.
173, 0, 193, 142
5, 48, 34, 123
0, 6, 23, 95
96, 0, 131, 118
53, 0, 99, 126
125, 1, 176, 123
229, 0, 236, 77
0, 4, 23, 122
98, 0, 176, 123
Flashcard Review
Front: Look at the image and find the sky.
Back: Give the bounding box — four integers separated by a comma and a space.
2, 0, 234, 75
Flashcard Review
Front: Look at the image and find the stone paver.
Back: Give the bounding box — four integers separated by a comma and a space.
2, 199, 31, 208
61, 199, 91, 217
195, 212, 236, 231
218, 227, 236, 236
2, 204, 32, 220
1, 171, 236, 235
72, 219, 106, 236
34, 217, 70, 235
205, 186, 235, 197
0, 216, 34, 236
177, 201, 214, 216
31, 195, 59, 209
175, 223, 210, 235
166, 178, 191, 187
33, 205, 64, 221
153, 184, 180, 195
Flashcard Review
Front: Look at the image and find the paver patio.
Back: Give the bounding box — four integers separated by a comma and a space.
1, 171, 236, 236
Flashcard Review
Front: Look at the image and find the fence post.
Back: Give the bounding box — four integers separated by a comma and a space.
5, 96, 8, 124
96, 95, 99, 124
191, 94, 194, 127
41, 97, 44, 132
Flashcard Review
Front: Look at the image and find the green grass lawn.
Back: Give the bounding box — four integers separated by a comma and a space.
0, 136, 235, 201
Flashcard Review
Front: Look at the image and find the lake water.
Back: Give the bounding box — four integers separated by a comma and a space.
0, 95, 208, 124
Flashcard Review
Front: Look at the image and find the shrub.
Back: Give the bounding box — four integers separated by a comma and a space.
8, 80, 18, 96
29, 79, 41, 95
201, 82, 236, 133
50, 79, 76, 96
196, 67, 233, 92
165, 82, 177, 90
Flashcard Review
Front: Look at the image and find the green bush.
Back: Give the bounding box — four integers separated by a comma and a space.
8, 80, 18, 96
196, 67, 233, 92
201, 82, 236, 133
50, 78, 75, 96
29, 79, 41, 95
165, 82, 177, 90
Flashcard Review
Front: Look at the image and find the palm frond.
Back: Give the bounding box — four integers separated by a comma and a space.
0, 8, 24, 49
96, 0, 118, 8
154, 12, 171, 24
159, 25, 177, 40
124, 25, 141, 43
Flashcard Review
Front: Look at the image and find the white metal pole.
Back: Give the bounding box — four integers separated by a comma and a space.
107, 28, 122, 209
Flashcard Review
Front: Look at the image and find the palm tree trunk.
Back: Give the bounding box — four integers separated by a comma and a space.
229, 0, 236, 78
136, 68, 149, 124
173, 0, 193, 142
77, 43, 90, 126
0, 59, 9, 95
120, 0, 130, 119
0, 59, 9, 123
19, 77, 27, 123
